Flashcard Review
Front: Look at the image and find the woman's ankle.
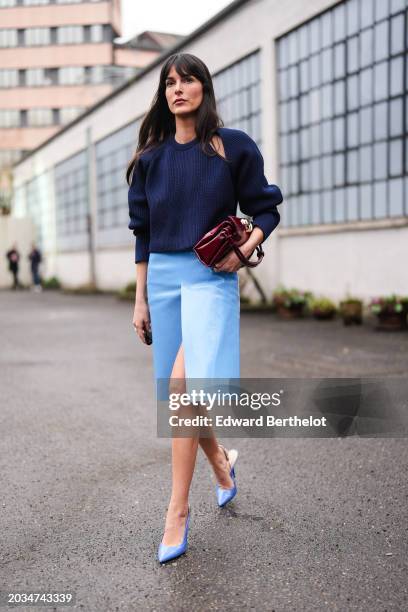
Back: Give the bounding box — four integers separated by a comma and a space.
167, 499, 189, 517
211, 445, 228, 469
211, 446, 234, 487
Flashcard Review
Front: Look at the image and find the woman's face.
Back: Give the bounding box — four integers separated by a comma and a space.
164, 65, 204, 117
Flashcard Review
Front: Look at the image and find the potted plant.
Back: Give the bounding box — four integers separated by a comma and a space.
272, 286, 312, 319
309, 296, 337, 320
42, 276, 61, 290
62, 282, 101, 295
369, 295, 408, 331
240, 297, 276, 312
117, 281, 136, 301
339, 297, 363, 325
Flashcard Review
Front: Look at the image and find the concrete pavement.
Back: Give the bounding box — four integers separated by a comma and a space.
1, 289, 407, 611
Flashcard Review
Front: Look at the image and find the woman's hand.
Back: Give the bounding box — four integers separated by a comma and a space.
132, 298, 151, 344
212, 246, 250, 272
213, 227, 264, 273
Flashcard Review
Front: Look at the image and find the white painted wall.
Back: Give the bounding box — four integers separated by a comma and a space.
280, 224, 408, 300
55, 251, 92, 288
95, 247, 137, 291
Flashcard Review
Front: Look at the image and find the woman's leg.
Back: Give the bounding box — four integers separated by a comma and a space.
161, 343, 235, 546
198, 430, 235, 489
175, 345, 234, 487
161, 344, 199, 546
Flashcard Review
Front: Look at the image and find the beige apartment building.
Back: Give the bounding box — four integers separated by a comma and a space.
0, 0, 182, 206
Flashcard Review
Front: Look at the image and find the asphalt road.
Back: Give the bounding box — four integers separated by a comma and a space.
1, 289, 407, 612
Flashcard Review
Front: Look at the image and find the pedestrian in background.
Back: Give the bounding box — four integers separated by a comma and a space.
28, 243, 43, 292
6, 243, 22, 290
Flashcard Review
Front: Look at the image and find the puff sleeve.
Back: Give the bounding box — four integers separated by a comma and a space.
128, 155, 150, 263
235, 134, 283, 243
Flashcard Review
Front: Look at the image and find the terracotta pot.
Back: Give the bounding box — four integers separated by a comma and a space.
340, 303, 363, 326
277, 304, 304, 319
313, 310, 336, 320
376, 312, 408, 331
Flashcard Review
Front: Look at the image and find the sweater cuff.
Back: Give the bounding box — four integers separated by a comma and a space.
135, 233, 150, 263
252, 209, 281, 243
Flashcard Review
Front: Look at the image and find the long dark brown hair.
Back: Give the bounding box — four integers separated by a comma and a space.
126, 52, 227, 184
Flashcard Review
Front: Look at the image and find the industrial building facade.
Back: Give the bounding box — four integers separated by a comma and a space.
11, 0, 408, 299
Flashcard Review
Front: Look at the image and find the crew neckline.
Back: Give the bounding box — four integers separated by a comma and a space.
169, 133, 199, 150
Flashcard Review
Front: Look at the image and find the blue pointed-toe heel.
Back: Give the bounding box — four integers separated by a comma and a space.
216, 445, 238, 508
157, 507, 190, 564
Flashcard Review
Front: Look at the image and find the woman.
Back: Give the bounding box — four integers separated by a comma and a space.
127, 53, 283, 564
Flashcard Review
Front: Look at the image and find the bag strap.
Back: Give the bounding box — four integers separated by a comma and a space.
231, 241, 264, 268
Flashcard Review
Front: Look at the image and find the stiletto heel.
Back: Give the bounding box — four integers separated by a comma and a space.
216, 445, 238, 507
157, 507, 190, 564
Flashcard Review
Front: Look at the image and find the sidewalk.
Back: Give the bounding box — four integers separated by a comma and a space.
1, 290, 407, 612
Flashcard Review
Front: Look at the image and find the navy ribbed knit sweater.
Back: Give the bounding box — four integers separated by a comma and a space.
128, 127, 284, 263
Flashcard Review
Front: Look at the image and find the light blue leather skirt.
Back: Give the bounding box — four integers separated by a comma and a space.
146, 250, 240, 389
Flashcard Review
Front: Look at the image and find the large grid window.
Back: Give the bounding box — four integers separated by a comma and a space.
13, 176, 55, 252
213, 51, 262, 148
55, 150, 88, 247
26, 179, 42, 245
25, 174, 53, 249
95, 120, 139, 232
13, 184, 26, 218
277, 0, 408, 227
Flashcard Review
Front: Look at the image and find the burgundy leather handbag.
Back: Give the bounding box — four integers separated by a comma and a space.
193, 215, 264, 269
